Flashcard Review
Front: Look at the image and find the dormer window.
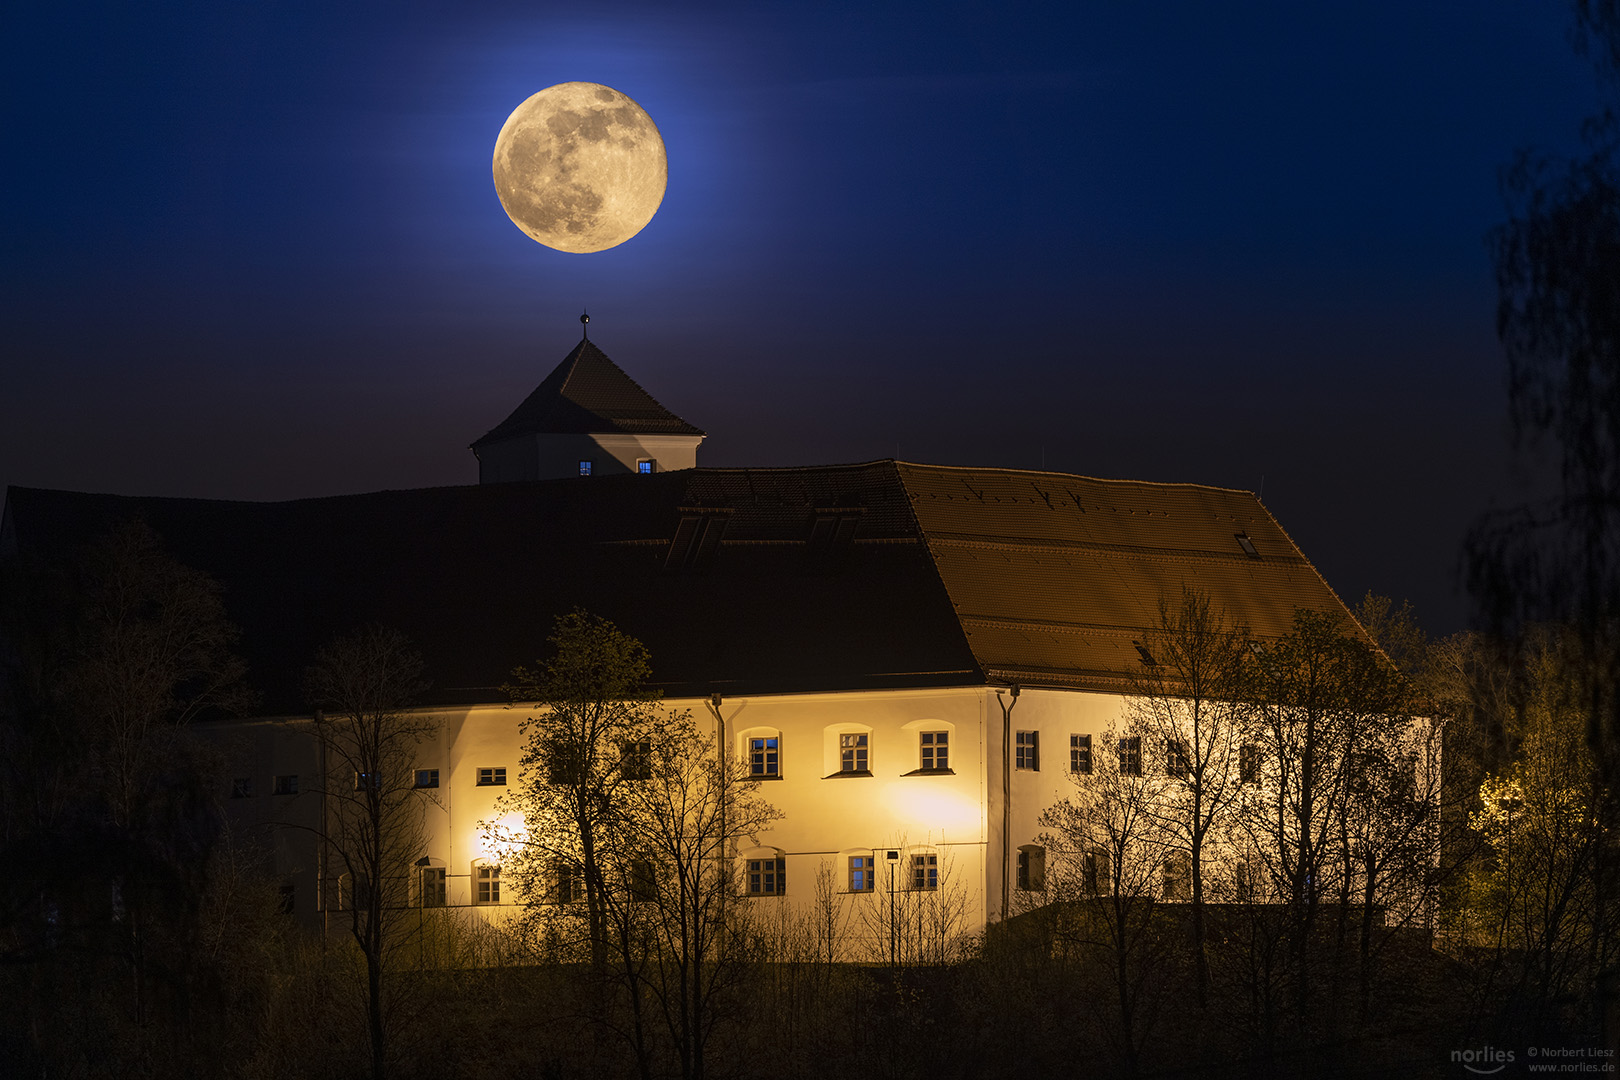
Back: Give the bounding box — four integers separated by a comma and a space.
637, 459, 655, 474
579, 460, 593, 477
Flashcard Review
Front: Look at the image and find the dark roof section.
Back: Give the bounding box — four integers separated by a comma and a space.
472, 339, 705, 447
1, 462, 1364, 712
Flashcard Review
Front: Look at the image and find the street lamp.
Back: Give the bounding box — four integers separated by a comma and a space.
886, 849, 900, 968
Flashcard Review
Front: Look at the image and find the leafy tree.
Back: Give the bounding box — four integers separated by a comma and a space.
304, 624, 433, 1080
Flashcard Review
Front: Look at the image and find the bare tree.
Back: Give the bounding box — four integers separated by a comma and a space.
1128, 586, 1251, 1006
1040, 715, 1175, 1077
304, 624, 433, 1080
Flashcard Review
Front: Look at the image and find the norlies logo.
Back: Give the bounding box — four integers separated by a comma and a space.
1453, 1046, 1516, 1074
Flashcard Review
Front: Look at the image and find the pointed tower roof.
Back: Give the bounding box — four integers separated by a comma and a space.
472, 339, 705, 449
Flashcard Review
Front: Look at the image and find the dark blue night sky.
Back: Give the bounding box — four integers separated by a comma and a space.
0, 1, 1600, 633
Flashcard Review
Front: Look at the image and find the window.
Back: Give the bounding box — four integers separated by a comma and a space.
354, 771, 380, 791
749, 736, 780, 778
1166, 739, 1189, 779
476, 767, 507, 787
1016, 730, 1040, 771
848, 855, 876, 893
1163, 854, 1189, 900
621, 740, 652, 781
553, 861, 583, 904
1118, 736, 1142, 776
1235, 532, 1260, 558
1016, 845, 1045, 891
547, 746, 585, 785
919, 731, 949, 770
637, 459, 655, 474
1234, 860, 1254, 903
839, 733, 869, 773
231, 777, 253, 798
666, 511, 731, 571
1133, 641, 1158, 666
272, 774, 298, 796
475, 864, 501, 905
1070, 734, 1092, 774
421, 867, 447, 908
414, 769, 439, 789
747, 857, 786, 896
1239, 743, 1260, 785
912, 853, 938, 891
1083, 850, 1110, 896
578, 460, 593, 476
630, 859, 657, 902
278, 884, 296, 915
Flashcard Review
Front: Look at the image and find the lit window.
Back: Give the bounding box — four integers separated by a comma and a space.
912, 853, 938, 891
1118, 737, 1142, 776
1070, 734, 1092, 774
750, 737, 780, 778
475, 864, 501, 905
840, 733, 869, 773
578, 460, 593, 476
1016, 731, 1039, 771
414, 769, 439, 789
1239, 744, 1260, 785
848, 855, 875, 893
421, 867, 446, 908
622, 739, 652, 781
920, 731, 949, 770
1016, 845, 1045, 891
637, 459, 655, 474
231, 777, 253, 798
272, 774, 298, 796
476, 767, 507, 787
1166, 740, 1189, 779
747, 857, 786, 896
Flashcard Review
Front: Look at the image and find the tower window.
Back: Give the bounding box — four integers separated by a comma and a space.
578, 460, 593, 476
637, 459, 655, 474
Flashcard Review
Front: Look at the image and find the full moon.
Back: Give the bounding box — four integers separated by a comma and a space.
492, 82, 667, 254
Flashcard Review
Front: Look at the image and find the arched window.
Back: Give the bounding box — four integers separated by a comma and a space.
737, 728, 783, 779
822, 723, 873, 778
740, 847, 787, 896
472, 859, 501, 905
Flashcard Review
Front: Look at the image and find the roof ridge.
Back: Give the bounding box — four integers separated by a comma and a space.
893, 460, 1261, 498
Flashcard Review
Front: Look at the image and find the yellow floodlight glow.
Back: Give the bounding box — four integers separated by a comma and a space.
473, 812, 527, 862
881, 782, 978, 836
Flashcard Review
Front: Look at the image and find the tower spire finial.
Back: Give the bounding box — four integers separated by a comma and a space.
580, 309, 590, 341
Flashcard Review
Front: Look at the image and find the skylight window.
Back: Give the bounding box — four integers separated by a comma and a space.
1235, 533, 1259, 558
1133, 642, 1158, 666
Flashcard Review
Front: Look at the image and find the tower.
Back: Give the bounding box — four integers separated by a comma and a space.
470, 320, 705, 483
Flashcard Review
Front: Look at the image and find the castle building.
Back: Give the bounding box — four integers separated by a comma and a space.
0, 331, 1369, 945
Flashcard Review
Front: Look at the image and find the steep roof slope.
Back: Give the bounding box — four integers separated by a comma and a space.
472, 339, 704, 447
895, 463, 1362, 692
2, 462, 1361, 711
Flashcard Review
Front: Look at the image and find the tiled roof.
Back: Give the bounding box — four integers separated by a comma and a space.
1, 462, 1362, 711
471, 339, 704, 447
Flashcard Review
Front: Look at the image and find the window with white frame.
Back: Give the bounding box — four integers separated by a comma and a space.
471, 863, 501, 905
1070, 734, 1092, 774
919, 731, 949, 771
414, 769, 439, 789
621, 739, 652, 781
1016, 731, 1039, 770
476, 767, 507, 787
420, 867, 447, 908
848, 854, 875, 893
552, 860, 583, 904
1118, 736, 1142, 776
1016, 845, 1045, 891
839, 732, 869, 774
911, 852, 938, 891
747, 856, 786, 896
1166, 739, 1190, 779
749, 736, 780, 778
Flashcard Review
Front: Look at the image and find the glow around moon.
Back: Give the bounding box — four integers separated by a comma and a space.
492, 82, 667, 254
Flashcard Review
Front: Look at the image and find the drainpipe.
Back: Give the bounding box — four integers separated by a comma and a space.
995, 683, 1021, 921
705, 693, 729, 938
